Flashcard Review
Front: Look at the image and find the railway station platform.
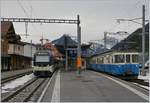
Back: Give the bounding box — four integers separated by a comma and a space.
1, 68, 33, 80
41, 70, 149, 102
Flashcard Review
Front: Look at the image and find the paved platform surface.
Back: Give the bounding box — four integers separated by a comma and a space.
1, 68, 33, 80
41, 70, 149, 102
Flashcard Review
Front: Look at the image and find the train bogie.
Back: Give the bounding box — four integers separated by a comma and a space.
34, 71, 52, 77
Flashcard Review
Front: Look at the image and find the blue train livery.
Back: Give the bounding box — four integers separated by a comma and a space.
89, 51, 140, 79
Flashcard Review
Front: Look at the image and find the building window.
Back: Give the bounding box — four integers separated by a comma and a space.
7, 45, 9, 50
18, 46, 20, 51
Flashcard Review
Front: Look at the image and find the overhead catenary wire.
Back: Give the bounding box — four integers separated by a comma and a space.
106, 1, 149, 48
17, 0, 29, 37
17, 0, 29, 17
27, 0, 33, 18
107, 0, 147, 34
17, 0, 41, 39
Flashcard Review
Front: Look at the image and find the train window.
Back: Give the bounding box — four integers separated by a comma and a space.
18, 46, 20, 51
132, 55, 139, 63
106, 56, 109, 63
96, 58, 99, 64
126, 55, 130, 63
110, 56, 113, 63
97, 58, 99, 63
94, 58, 97, 63
91, 58, 96, 64
100, 57, 104, 63
112, 57, 113, 63
107, 56, 111, 63
114, 55, 125, 63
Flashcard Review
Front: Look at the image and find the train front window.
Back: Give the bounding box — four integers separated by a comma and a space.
114, 55, 125, 63
132, 55, 139, 63
126, 55, 130, 63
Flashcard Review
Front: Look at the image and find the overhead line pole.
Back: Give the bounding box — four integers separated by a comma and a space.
65, 35, 68, 71
104, 32, 107, 49
30, 40, 33, 67
141, 5, 146, 76
77, 15, 81, 76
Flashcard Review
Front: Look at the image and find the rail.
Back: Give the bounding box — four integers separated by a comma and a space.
1, 71, 32, 84
2, 77, 45, 102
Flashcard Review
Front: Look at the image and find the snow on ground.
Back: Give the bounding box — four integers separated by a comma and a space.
138, 71, 149, 82
2, 73, 35, 93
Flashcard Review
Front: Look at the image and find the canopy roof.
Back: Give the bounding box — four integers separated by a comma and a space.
52, 34, 77, 47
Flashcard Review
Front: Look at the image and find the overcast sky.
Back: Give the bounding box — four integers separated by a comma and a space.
1, 0, 149, 44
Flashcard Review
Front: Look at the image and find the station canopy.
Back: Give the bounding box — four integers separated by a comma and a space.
52, 34, 90, 57
52, 34, 77, 47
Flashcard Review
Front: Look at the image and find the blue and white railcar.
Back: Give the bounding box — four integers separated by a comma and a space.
33, 50, 55, 77
89, 51, 140, 79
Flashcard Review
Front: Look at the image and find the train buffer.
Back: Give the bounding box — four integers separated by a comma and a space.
40, 70, 149, 102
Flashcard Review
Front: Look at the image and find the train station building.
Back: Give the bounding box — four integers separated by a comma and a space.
1, 21, 35, 71
52, 34, 91, 70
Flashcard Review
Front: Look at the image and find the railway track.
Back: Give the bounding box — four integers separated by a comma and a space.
2, 77, 47, 102
1, 71, 32, 84
128, 79, 149, 87
126, 79, 149, 91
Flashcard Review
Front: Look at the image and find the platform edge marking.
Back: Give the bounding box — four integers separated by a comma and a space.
94, 72, 149, 101
51, 70, 60, 102
37, 71, 57, 102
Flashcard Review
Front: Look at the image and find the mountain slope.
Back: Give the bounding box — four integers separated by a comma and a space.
112, 23, 149, 52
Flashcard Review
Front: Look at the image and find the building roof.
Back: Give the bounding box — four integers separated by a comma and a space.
9, 41, 26, 46
52, 34, 77, 47
1, 21, 16, 38
90, 49, 140, 58
111, 23, 149, 52
22, 42, 36, 46
1, 21, 22, 43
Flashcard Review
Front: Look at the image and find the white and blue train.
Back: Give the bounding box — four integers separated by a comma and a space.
89, 50, 140, 79
33, 50, 56, 77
